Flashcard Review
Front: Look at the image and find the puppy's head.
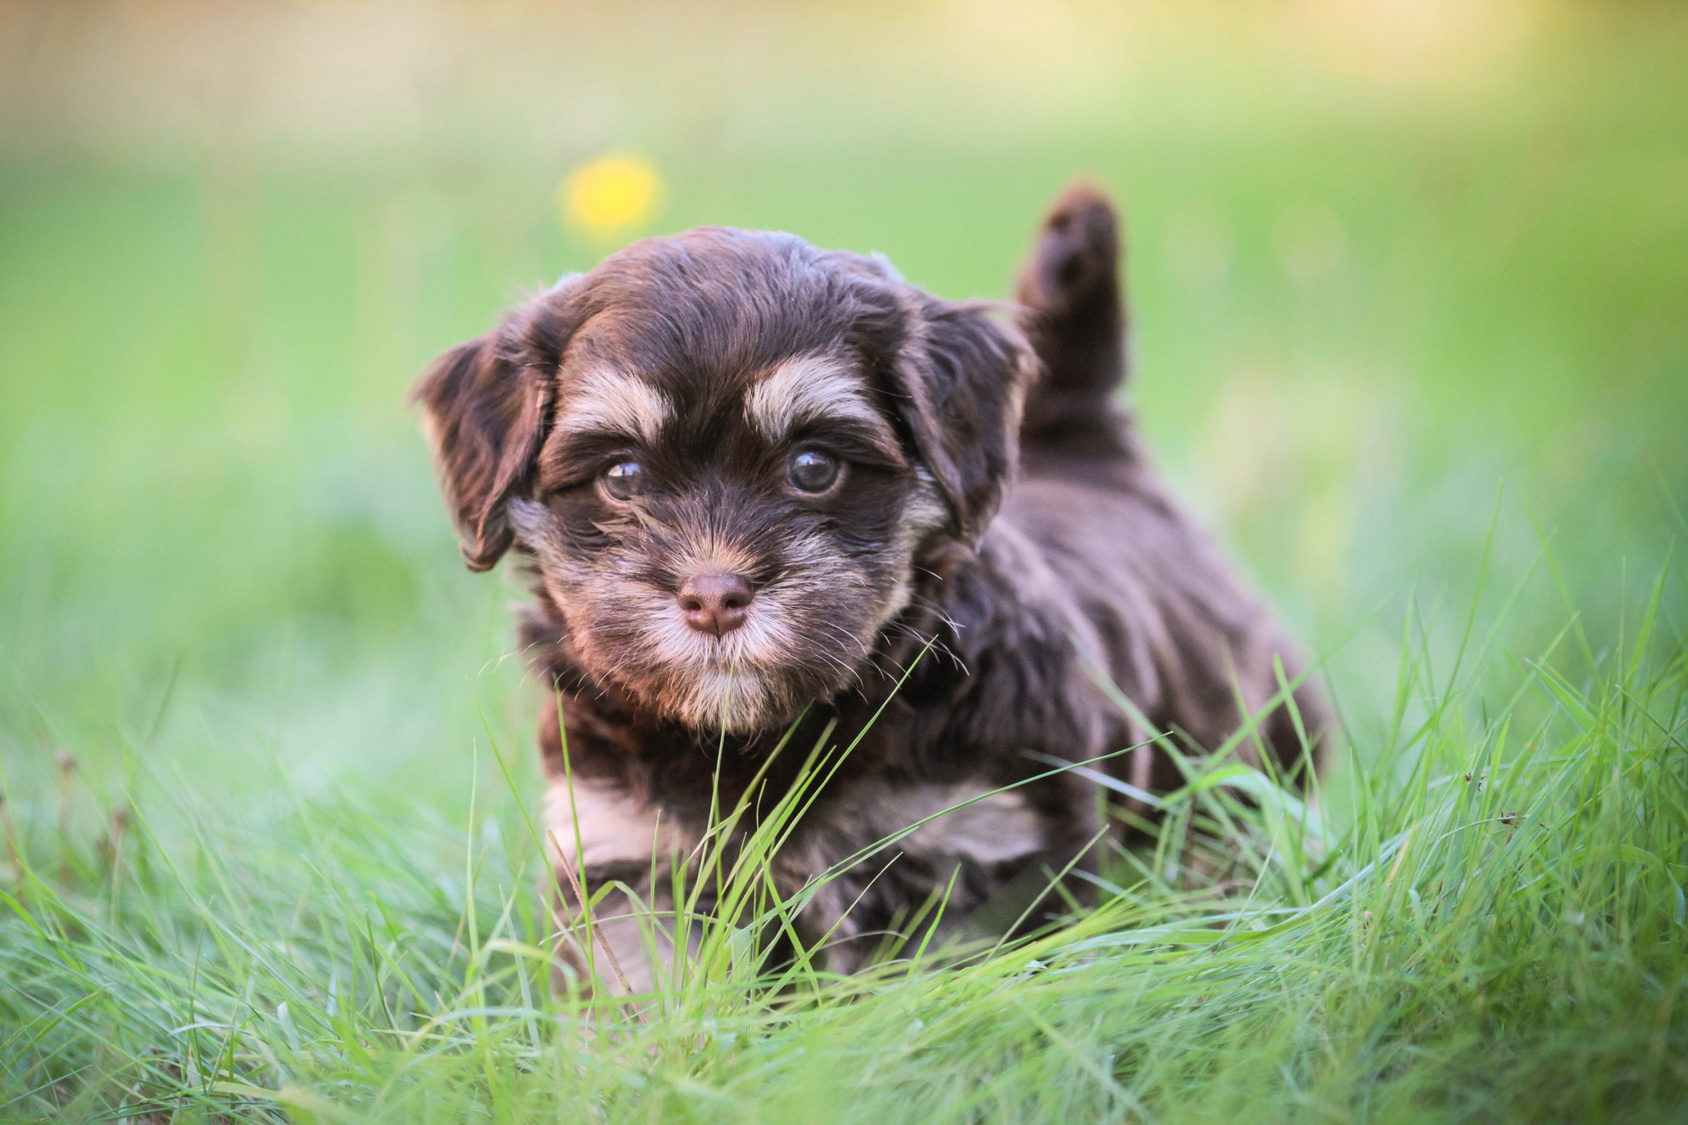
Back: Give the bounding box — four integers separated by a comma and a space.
414, 228, 1034, 733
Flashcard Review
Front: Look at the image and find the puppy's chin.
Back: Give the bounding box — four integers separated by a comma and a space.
596, 647, 831, 735
665, 665, 797, 735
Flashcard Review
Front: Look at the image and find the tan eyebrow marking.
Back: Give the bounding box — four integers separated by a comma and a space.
555, 367, 673, 445
744, 354, 896, 446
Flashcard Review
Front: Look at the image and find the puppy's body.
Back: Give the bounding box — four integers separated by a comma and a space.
415, 185, 1330, 988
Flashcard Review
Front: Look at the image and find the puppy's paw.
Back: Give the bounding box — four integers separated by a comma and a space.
1016, 181, 1120, 316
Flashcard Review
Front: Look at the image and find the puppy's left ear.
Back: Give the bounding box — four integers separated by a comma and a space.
410, 288, 578, 571
890, 297, 1038, 545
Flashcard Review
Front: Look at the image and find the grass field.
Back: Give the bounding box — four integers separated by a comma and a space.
2, 2, 1687, 1121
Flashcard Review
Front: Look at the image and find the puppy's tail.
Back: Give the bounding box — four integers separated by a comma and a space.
1013, 180, 1130, 450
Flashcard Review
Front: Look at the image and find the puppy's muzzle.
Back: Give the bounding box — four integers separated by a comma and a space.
677, 571, 755, 637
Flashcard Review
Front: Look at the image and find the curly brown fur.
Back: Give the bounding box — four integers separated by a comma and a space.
412, 183, 1334, 988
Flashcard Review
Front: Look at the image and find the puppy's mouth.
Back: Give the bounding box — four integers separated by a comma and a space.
604, 578, 864, 733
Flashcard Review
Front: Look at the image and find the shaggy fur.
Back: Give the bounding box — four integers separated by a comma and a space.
413, 183, 1333, 987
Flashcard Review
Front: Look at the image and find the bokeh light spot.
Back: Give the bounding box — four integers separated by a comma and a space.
562, 153, 662, 238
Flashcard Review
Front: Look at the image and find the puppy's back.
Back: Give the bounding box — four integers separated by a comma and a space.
1005, 183, 1331, 785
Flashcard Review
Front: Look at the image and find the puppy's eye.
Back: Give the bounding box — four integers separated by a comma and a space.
600, 461, 645, 501
787, 450, 841, 494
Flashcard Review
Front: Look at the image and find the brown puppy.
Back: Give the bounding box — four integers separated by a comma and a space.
414, 183, 1332, 988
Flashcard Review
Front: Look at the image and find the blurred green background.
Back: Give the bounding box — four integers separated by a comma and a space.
1, 0, 1684, 831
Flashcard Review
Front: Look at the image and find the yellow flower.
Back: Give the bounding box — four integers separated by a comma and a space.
561, 153, 662, 238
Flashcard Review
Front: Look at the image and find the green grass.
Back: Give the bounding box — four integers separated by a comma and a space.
3, 2, 1688, 1121
2, 571, 1685, 1122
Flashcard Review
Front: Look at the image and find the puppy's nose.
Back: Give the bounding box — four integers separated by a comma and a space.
677, 572, 754, 637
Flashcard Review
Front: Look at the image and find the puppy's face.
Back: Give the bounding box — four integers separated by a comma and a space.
415, 229, 1032, 733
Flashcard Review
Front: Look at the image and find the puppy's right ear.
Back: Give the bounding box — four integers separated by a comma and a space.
412, 282, 586, 572
411, 329, 546, 571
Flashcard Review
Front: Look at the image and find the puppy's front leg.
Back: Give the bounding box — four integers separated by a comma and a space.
545, 778, 696, 997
